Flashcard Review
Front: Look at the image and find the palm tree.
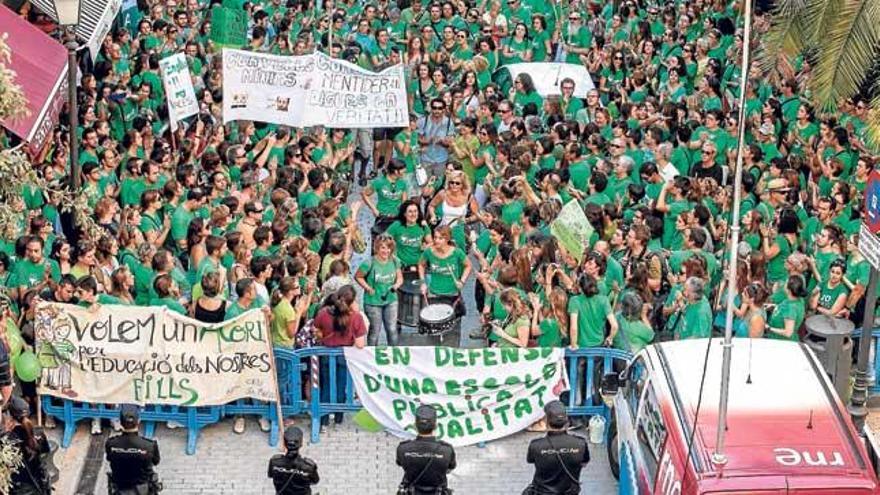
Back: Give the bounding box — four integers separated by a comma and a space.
759, 0, 880, 147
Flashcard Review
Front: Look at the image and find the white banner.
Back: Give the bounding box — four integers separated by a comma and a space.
307, 52, 408, 128
222, 49, 407, 128
500, 63, 595, 97
35, 303, 276, 407
344, 347, 568, 446
160, 53, 200, 132
222, 49, 313, 127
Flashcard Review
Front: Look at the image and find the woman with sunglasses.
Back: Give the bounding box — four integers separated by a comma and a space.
427, 170, 480, 249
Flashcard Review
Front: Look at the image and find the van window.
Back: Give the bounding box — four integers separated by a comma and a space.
626, 357, 648, 414
637, 383, 667, 489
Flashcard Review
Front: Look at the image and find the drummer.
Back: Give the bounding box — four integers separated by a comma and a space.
386, 200, 433, 281
418, 225, 471, 324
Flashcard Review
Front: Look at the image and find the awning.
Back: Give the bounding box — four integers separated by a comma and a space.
0, 4, 68, 154
28, 0, 122, 58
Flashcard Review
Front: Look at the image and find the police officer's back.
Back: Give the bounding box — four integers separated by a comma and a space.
525, 401, 590, 495
105, 405, 161, 494
396, 405, 456, 495
267, 426, 319, 495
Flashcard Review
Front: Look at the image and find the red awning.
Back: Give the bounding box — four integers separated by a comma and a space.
0, 4, 68, 154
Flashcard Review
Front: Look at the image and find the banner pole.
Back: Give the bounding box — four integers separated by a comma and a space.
265, 314, 285, 451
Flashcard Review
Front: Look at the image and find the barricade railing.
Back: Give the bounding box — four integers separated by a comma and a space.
42, 346, 634, 452
852, 328, 880, 395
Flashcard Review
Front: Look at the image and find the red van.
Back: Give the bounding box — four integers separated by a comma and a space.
603, 338, 880, 494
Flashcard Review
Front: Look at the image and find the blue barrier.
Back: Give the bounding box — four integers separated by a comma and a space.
42, 346, 634, 452
852, 328, 880, 395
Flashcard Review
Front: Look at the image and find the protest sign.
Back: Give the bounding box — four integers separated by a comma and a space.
550, 200, 595, 263
222, 49, 313, 127
35, 303, 276, 407
305, 52, 408, 128
210, 6, 248, 48
222, 50, 408, 128
499, 63, 595, 97
344, 346, 567, 447
159, 53, 199, 132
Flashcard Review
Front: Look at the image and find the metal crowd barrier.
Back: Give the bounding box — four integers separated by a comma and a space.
42, 346, 633, 453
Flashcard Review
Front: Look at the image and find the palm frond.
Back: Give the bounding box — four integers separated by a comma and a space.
810, 0, 880, 109
803, 0, 846, 43
866, 93, 880, 151
757, 0, 811, 73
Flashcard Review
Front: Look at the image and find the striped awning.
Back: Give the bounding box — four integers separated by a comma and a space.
28, 0, 122, 58
0, 4, 68, 154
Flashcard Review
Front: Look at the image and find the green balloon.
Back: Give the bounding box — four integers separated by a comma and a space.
15, 351, 41, 382
6, 332, 22, 359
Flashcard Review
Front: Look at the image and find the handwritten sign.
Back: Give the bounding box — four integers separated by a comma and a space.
222, 49, 408, 128
307, 52, 408, 128
159, 53, 199, 132
344, 347, 567, 447
35, 303, 276, 407
550, 200, 595, 263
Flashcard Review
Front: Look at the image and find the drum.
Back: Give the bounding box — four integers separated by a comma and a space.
419, 304, 456, 336
397, 278, 423, 328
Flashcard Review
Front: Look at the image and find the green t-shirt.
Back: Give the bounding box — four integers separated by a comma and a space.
372, 176, 407, 217
421, 248, 467, 296
272, 299, 297, 347
386, 221, 429, 267
767, 297, 805, 341
567, 293, 612, 348
613, 316, 655, 353
766, 234, 793, 283
359, 258, 400, 306
170, 205, 194, 243
816, 281, 848, 311
149, 297, 187, 315
537, 318, 564, 348
676, 297, 712, 340
497, 316, 530, 349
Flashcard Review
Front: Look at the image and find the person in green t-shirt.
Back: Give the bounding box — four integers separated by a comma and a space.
613, 293, 655, 353
810, 259, 849, 318
492, 289, 531, 348
528, 290, 567, 348
418, 226, 471, 310
148, 274, 187, 316
767, 275, 808, 342
567, 274, 618, 348
386, 201, 432, 270
363, 160, 408, 235
271, 277, 311, 348
672, 277, 712, 340
356, 235, 404, 346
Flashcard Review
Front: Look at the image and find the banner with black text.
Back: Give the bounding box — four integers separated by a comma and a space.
35, 303, 276, 407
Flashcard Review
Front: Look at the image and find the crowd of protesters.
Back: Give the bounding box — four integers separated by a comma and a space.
0, 0, 877, 446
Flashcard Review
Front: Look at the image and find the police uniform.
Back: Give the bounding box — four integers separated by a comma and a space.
525, 401, 590, 495
268, 427, 319, 495
396, 406, 456, 495
105, 405, 161, 494
5, 397, 51, 495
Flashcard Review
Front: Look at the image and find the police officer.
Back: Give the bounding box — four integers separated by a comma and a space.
396, 405, 456, 495
4, 396, 51, 495
524, 401, 590, 495
105, 404, 161, 494
267, 426, 319, 494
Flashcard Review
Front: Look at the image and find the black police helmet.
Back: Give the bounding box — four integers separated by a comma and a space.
284, 426, 304, 450
6, 396, 29, 421
544, 400, 568, 429
119, 404, 140, 430
414, 405, 437, 434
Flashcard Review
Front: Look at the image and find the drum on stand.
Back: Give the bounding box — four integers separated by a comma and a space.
419, 304, 460, 345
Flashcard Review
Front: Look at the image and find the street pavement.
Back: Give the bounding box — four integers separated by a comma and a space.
66, 418, 617, 494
